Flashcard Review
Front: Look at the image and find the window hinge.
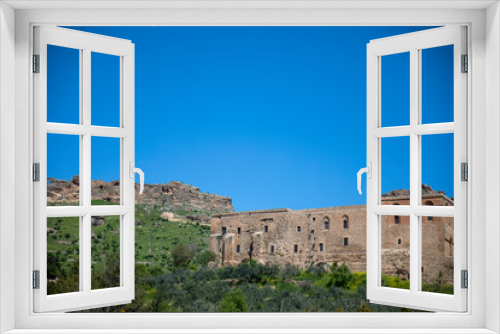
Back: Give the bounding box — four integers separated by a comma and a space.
461, 270, 468, 289
33, 270, 40, 289
461, 54, 468, 73
33, 54, 40, 73
461, 162, 468, 182
33, 163, 40, 182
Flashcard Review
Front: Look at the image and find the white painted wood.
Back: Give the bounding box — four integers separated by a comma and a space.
46, 123, 130, 138
9, 6, 489, 333
0, 2, 17, 333
366, 26, 467, 312
485, 3, 500, 333
33, 26, 135, 313
372, 123, 454, 138
3, 0, 497, 10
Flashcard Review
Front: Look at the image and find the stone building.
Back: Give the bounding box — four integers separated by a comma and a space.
209, 186, 454, 284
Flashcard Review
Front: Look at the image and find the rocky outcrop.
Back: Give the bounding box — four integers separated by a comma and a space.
382, 184, 447, 198
47, 177, 234, 218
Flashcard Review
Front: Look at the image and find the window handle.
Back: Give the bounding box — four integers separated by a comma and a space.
129, 162, 145, 195
357, 162, 372, 195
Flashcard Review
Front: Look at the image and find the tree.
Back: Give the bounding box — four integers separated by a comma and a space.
219, 289, 248, 312
171, 244, 196, 268
326, 262, 355, 290
195, 250, 218, 267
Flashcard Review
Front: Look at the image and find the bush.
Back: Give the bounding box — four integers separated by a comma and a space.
326, 262, 356, 290
171, 244, 196, 268
195, 250, 218, 267
219, 289, 248, 312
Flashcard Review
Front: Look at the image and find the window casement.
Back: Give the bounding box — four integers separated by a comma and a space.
364, 26, 467, 312
4, 5, 491, 332
33, 26, 139, 312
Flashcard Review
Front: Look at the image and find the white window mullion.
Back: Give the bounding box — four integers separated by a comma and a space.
82, 47, 92, 294
121, 45, 135, 294
409, 48, 420, 294
33, 26, 48, 310
453, 26, 468, 309
365, 45, 380, 298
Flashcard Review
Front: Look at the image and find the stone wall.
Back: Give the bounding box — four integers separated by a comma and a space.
209, 188, 454, 285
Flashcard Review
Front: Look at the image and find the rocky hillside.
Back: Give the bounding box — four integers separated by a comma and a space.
47, 176, 234, 222
382, 184, 452, 199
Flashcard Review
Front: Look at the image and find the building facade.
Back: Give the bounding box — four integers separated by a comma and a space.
209, 188, 454, 284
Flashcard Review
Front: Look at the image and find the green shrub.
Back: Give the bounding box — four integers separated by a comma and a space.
219, 289, 248, 312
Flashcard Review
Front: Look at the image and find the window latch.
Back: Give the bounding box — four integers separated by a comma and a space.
357, 162, 372, 195
129, 162, 145, 194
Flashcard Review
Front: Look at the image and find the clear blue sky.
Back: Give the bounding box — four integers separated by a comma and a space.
47, 26, 454, 211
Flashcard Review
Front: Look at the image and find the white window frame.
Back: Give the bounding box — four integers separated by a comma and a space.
366, 26, 467, 312
0, 1, 499, 333
33, 26, 136, 313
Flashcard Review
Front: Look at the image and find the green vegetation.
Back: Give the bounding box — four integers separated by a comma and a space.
219, 289, 248, 312
46, 203, 453, 312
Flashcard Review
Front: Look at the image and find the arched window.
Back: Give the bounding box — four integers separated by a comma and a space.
342, 215, 349, 230
324, 217, 330, 230
393, 203, 400, 225
425, 201, 434, 220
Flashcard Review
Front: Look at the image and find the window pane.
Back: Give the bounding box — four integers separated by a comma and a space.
47, 133, 80, 206
91, 137, 121, 205
47, 217, 80, 295
91, 52, 120, 127
421, 216, 454, 295
421, 45, 454, 124
47, 45, 80, 124
92, 215, 121, 290
381, 52, 410, 127
422, 134, 454, 206
381, 136, 410, 203
381, 215, 410, 290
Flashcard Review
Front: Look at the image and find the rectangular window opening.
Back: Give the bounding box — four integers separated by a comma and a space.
35, 25, 467, 315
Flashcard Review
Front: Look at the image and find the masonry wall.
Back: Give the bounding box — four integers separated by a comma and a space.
209, 195, 454, 285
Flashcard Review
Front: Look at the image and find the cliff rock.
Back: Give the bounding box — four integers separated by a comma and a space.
47, 177, 234, 219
